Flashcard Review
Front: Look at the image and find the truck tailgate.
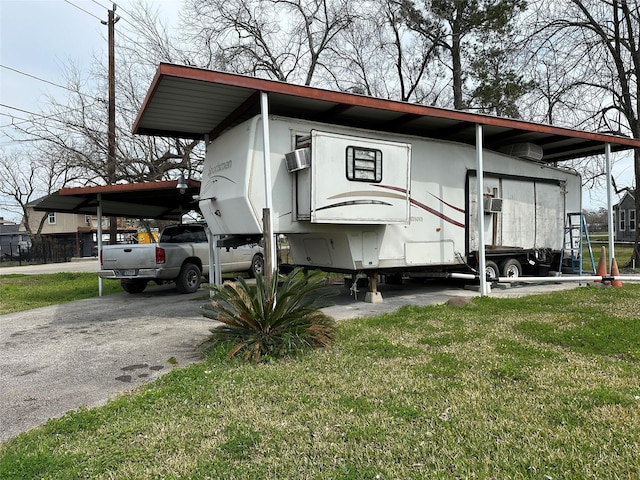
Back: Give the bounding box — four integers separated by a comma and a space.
101, 244, 159, 270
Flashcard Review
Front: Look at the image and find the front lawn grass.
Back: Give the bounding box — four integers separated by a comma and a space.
0, 272, 122, 314
1, 285, 639, 479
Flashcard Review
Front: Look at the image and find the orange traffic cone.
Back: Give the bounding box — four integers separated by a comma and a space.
610, 257, 623, 288
595, 246, 607, 283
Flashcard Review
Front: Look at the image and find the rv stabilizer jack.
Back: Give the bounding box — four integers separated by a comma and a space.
364, 272, 383, 304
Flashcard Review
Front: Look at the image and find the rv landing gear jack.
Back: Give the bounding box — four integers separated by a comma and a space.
364, 272, 383, 303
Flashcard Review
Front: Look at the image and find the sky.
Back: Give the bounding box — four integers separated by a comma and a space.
0, 0, 181, 222
1, 0, 179, 127
0, 0, 636, 222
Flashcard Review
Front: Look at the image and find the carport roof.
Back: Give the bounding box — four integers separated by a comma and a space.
33, 179, 201, 221
133, 63, 640, 163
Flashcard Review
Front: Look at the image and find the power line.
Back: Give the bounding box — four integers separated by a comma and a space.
0, 102, 106, 130
63, 0, 103, 22
62, 0, 166, 76
0, 64, 106, 103
89, 0, 110, 10
2, 2, 177, 133
90, 0, 136, 30
63, 0, 182, 68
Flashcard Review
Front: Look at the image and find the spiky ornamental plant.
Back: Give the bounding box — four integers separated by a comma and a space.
202, 268, 337, 363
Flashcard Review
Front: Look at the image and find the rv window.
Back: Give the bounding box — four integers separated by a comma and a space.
346, 146, 382, 182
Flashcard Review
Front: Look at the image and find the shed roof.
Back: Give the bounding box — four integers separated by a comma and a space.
133, 63, 640, 163
32, 179, 201, 220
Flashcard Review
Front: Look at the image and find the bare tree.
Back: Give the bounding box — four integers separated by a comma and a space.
7, 7, 204, 190
0, 148, 81, 238
183, 0, 356, 85
322, 0, 444, 102
536, 0, 640, 264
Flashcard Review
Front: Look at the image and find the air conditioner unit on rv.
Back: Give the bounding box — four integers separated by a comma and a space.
285, 147, 311, 172
501, 143, 544, 162
483, 197, 503, 213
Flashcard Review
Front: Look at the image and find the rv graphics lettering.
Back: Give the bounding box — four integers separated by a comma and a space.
208, 160, 233, 177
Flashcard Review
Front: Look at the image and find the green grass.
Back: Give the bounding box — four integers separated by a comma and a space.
2, 284, 640, 478
0, 272, 122, 314
580, 242, 636, 272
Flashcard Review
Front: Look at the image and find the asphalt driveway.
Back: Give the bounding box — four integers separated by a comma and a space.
0, 283, 213, 443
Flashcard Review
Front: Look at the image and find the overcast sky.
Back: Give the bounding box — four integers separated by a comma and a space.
1, 0, 180, 123
0, 0, 181, 221
0, 0, 634, 222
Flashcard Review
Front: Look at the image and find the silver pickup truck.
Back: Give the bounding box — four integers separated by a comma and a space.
99, 224, 263, 294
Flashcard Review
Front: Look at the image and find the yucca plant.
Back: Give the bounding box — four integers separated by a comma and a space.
202, 268, 337, 363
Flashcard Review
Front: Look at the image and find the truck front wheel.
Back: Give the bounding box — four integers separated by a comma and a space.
249, 254, 264, 278
176, 263, 202, 293
120, 279, 148, 294
501, 258, 522, 278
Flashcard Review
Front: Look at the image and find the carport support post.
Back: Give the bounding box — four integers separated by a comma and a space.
260, 92, 277, 295
605, 143, 615, 268
97, 194, 104, 297
475, 124, 489, 296
205, 226, 222, 297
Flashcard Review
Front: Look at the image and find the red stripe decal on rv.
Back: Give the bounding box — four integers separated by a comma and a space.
373, 184, 465, 229
429, 193, 465, 213
410, 198, 465, 228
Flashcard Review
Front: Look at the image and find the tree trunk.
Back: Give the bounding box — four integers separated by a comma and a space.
451, 9, 464, 110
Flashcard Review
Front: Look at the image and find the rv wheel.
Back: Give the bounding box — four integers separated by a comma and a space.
501, 258, 522, 278
485, 261, 499, 282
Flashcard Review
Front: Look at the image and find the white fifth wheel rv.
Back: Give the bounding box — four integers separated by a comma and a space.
198, 114, 581, 281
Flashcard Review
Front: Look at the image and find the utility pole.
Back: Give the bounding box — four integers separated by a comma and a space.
102, 4, 119, 243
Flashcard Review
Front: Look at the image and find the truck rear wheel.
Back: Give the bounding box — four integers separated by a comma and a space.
176, 263, 202, 293
501, 258, 522, 278
120, 279, 148, 294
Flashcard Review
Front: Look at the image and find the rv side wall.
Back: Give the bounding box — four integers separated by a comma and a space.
199, 115, 581, 273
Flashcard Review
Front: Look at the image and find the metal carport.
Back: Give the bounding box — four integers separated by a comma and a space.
33, 179, 201, 221
33, 179, 201, 295
129, 63, 640, 296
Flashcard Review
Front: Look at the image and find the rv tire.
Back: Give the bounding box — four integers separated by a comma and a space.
485, 261, 499, 282
501, 258, 522, 278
